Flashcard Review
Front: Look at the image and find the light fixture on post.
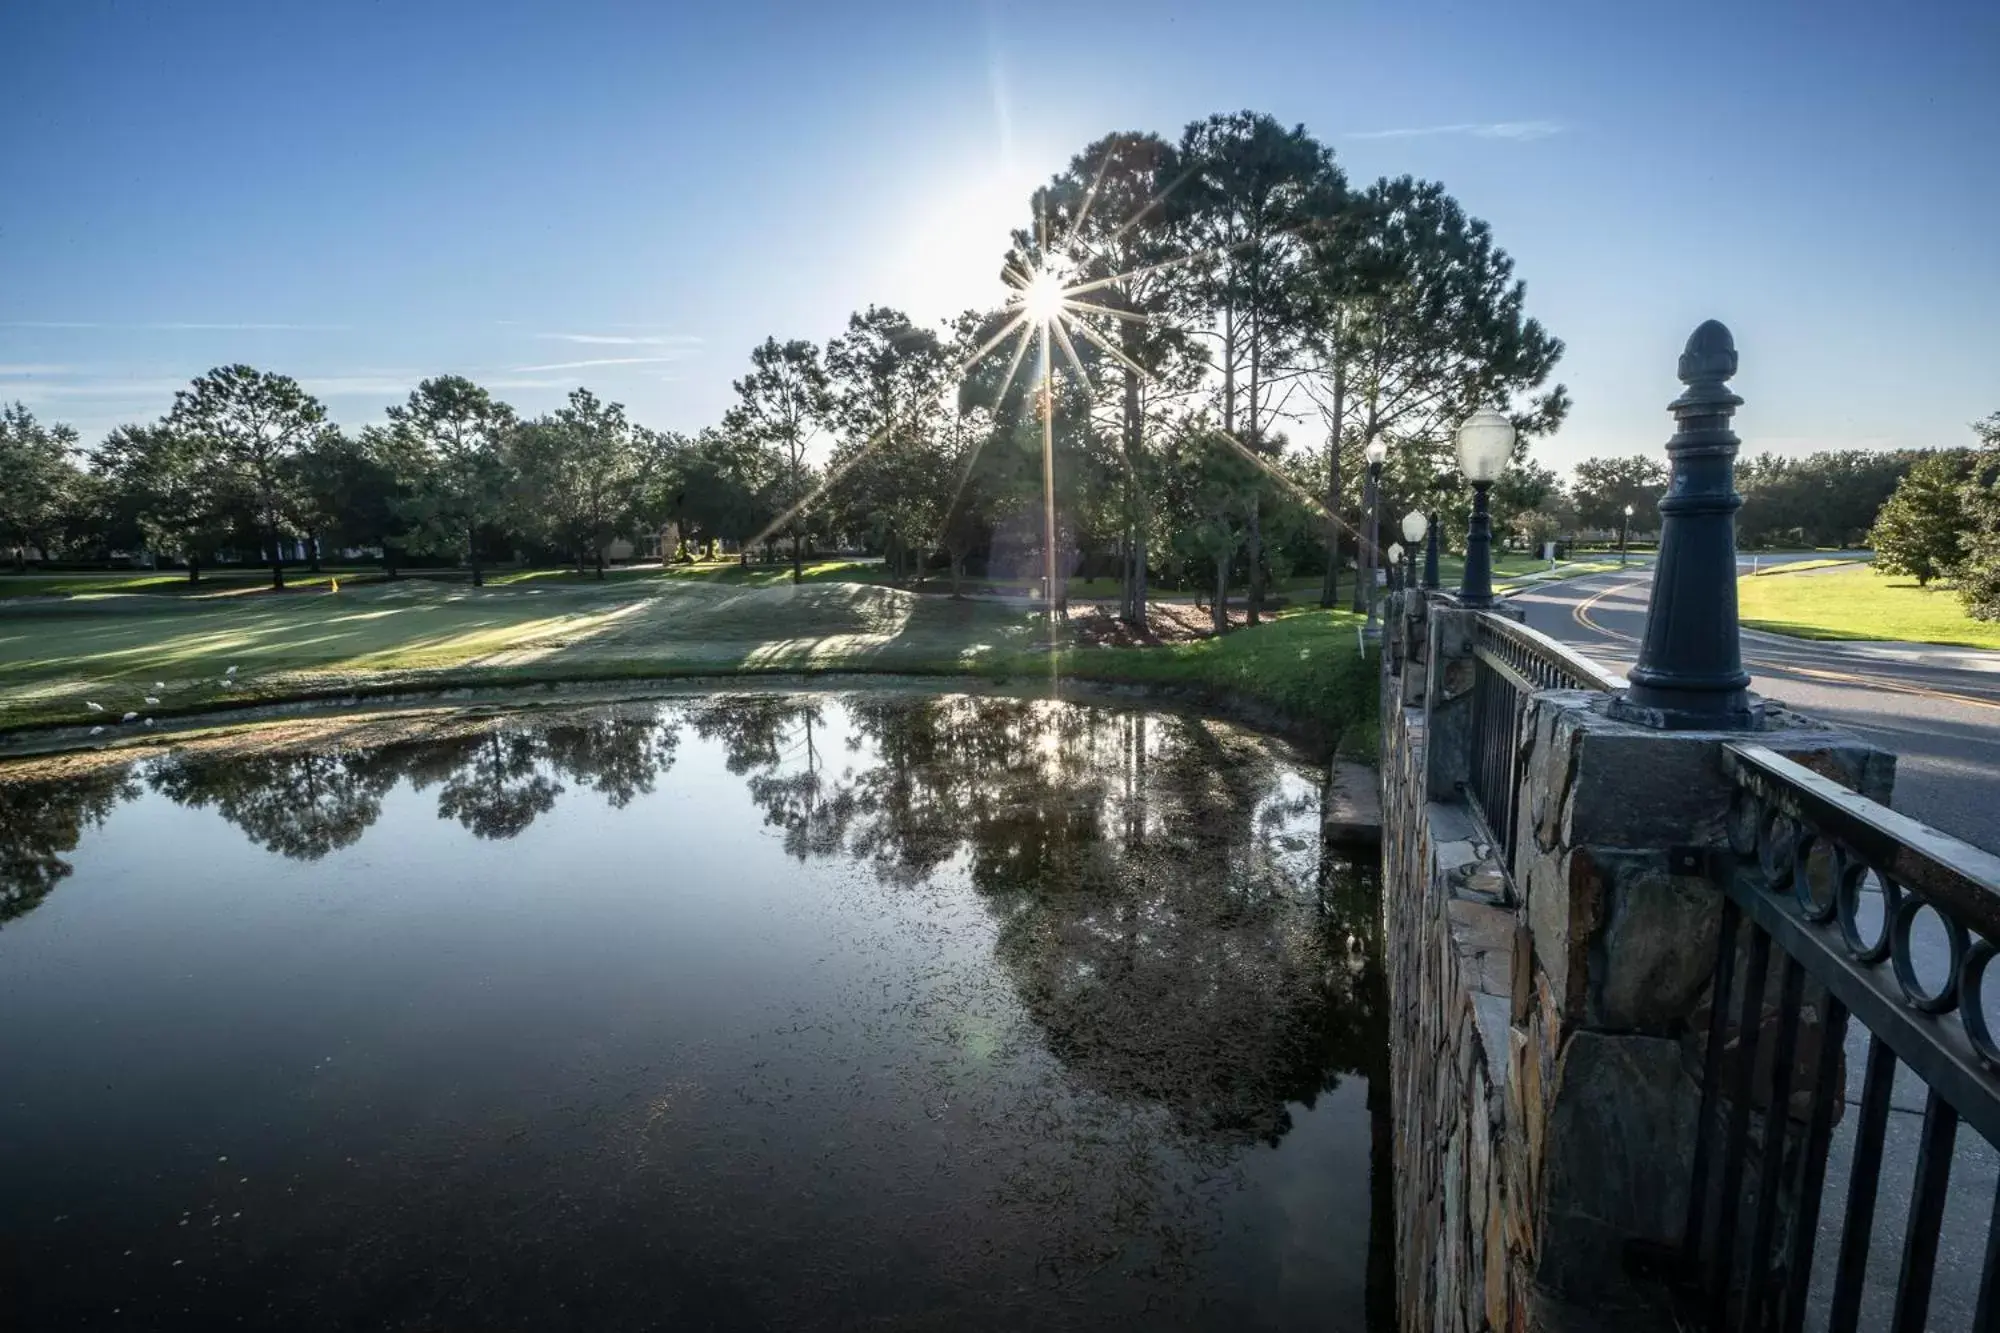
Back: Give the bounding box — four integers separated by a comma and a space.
1423, 508, 1440, 590
1361, 438, 1389, 638
1454, 409, 1514, 608
1386, 542, 1405, 591
1621, 503, 1634, 566
1400, 510, 1428, 594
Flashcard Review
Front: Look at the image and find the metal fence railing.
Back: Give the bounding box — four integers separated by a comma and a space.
1679, 742, 2000, 1332
1465, 612, 1624, 874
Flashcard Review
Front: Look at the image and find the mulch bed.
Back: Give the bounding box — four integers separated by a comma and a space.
1066, 601, 1253, 647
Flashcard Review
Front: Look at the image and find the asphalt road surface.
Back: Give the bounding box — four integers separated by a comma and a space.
1511, 554, 2000, 854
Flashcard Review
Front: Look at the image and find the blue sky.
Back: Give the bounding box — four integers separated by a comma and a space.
3, 0, 1995, 473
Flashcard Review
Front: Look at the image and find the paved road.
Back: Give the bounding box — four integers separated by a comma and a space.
1511, 556, 2000, 854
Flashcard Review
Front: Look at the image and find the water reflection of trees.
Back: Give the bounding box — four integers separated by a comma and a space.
7, 698, 1383, 1152
141, 707, 686, 855
722, 694, 1387, 1149
0, 769, 139, 925
151, 749, 405, 859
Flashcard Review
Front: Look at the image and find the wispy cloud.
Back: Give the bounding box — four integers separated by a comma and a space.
538, 332, 704, 347
510, 356, 687, 373
1347, 119, 1563, 142
299, 375, 421, 397
9, 378, 191, 400
0, 363, 72, 377
486, 376, 581, 390
0, 320, 349, 332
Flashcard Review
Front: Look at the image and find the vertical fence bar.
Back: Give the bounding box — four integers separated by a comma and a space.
1686, 897, 1744, 1275
1711, 925, 1774, 1327
1778, 991, 1851, 1333
1829, 1034, 1899, 1333
1890, 1089, 1959, 1332
1973, 1176, 2000, 1333
1739, 954, 1806, 1332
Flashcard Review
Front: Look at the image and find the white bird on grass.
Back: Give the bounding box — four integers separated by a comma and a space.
121, 711, 138, 722
143, 718, 154, 728
144, 696, 160, 705
225, 665, 238, 676
86, 701, 104, 713
153, 681, 166, 690
89, 726, 104, 736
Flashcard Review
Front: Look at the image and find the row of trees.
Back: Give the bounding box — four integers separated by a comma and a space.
1, 109, 1576, 627
1869, 412, 2000, 618
1498, 446, 1951, 553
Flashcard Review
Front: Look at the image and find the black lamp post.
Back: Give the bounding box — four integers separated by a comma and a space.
1454, 410, 1515, 608
1609, 320, 1759, 730
1620, 503, 1633, 566
1387, 542, 1405, 593
1362, 438, 1388, 637
1422, 508, 1440, 590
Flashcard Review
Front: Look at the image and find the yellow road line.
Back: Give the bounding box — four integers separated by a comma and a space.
1568, 576, 2000, 713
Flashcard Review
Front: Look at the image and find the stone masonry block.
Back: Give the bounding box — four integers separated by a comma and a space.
1585, 852, 1725, 1032
1534, 1031, 1699, 1303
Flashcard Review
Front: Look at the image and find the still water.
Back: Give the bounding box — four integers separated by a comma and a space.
0, 692, 1389, 1331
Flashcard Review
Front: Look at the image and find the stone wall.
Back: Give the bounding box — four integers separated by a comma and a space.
1380, 592, 1891, 1331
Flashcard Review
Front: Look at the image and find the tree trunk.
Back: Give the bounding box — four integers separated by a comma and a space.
268, 525, 285, 590
792, 528, 803, 584
1246, 498, 1263, 627
596, 549, 606, 580
307, 532, 322, 574
188, 555, 201, 584
1212, 553, 1229, 634
950, 551, 963, 598
1320, 360, 1347, 608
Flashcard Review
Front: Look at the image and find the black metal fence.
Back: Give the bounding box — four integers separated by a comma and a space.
1680, 742, 2000, 1331
1465, 612, 1623, 874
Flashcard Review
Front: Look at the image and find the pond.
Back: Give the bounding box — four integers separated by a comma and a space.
0, 691, 1390, 1331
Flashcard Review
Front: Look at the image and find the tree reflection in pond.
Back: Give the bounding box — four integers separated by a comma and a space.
150, 748, 404, 860
0, 769, 138, 924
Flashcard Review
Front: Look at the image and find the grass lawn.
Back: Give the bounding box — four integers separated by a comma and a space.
0, 577, 1378, 752
1737, 564, 2000, 650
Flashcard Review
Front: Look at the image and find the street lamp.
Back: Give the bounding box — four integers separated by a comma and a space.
1454, 409, 1515, 608
1362, 438, 1389, 637
1400, 510, 1428, 598
1621, 503, 1634, 566
1386, 542, 1405, 591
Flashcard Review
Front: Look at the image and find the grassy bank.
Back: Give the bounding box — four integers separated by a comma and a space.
1737, 563, 2000, 650
0, 578, 1378, 753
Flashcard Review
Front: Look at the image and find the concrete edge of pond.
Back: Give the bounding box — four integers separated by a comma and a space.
0, 670, 1376, 779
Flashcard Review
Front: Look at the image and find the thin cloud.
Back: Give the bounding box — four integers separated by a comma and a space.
0, 320, 348, 332
510, 356, 686, 373
485, 376, 581, 390
9, 378, 190, 400
538, 332, 704, 347
300, 375, 421, 397
1347, 120, 1563, 142
0, 363, 71, 376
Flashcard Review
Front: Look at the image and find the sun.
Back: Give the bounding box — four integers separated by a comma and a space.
1019, 267, 1066, 324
